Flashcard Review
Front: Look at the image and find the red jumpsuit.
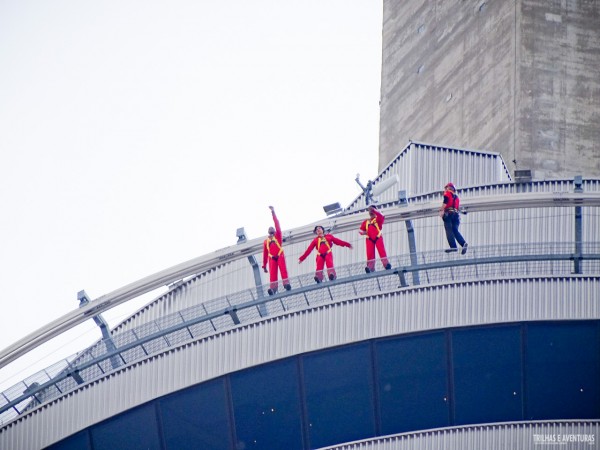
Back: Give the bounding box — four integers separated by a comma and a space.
360, 208, 390, 271
299, 234, 352, 281
262, 211, 290, 291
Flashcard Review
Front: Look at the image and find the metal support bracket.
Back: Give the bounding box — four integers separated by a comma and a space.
78, 290, 121, 370
574, 176, 583, 274
237, 228, 268, 317
405, 220, 420, 285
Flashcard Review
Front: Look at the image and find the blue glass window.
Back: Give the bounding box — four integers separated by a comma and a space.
376, 331, 449, 433
230, 358, 303, 450
46, 430, 91, 450
526, 321, 600, 420
45, 320, 600, 450
452, 325, 523, 425
158, 378, 231, 450
302, 343, 375, 449
90, 403, 161, 450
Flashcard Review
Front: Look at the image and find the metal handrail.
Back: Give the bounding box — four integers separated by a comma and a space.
1, 191, 599, 371
1, 241, 600, 425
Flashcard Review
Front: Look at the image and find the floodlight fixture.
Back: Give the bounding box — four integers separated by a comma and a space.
323, 202, 343, 216
236, 227, 247, 243
514, 169, 532, 183
574, 175, 583, 193
398, 190, 408, 207
77, 290, 91, 307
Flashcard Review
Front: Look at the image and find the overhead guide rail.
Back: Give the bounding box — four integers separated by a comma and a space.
1, 191, 599, 370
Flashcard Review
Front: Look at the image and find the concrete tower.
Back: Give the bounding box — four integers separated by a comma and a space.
379, 0, 600, 179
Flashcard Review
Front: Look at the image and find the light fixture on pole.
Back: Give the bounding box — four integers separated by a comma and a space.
323, 202, 343, 216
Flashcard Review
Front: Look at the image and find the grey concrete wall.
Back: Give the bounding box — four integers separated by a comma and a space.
519, 0, 600, 178
379, 0, 600, 179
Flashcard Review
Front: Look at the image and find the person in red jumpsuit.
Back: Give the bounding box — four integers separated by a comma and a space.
439, 182, 468, 254
298, 225, 352, 283
262, 206, 291, 295
359, 205, 392, 273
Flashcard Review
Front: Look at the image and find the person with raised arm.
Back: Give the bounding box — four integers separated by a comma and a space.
262, 206, 291, 295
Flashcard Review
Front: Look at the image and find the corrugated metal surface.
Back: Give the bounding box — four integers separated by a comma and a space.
112, 258, 260, 332
347, 141, 512, 210
319, 421, 600, 450
86, 136, 596, 330
2, 276, 598, 449
396, 178, 600, 208
111, 179, 600, 330
4, 243, 588, 424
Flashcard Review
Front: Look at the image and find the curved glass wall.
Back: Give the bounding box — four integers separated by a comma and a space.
48, 320, 600, 450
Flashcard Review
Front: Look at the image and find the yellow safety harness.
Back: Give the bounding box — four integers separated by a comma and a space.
316, 236, 332, 257
364, 217, 382, 239
265, 236, 284, 258
444, 192, 459, 213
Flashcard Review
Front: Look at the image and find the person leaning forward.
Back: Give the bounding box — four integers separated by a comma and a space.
262, 206, 291, 295
298, 225, 352, 283
439, 182, 468, 254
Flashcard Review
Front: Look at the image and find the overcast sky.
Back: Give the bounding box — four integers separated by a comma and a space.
0, 1, 383, 389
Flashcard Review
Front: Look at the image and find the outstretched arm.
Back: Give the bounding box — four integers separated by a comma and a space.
269, 206, 282, 238
299, 239, 316, 262
329, 235, 353, 249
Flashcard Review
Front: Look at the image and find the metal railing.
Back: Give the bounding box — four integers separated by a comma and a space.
1, 241, 599, 426
2, 190, 599, 371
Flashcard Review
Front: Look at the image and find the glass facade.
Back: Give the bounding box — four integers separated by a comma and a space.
526, 321, 600, 420
159, 379, 231, 450
452, 325, 523, 425
91, 403, 161, 450
230, 359, 303, 450
48, 321, 600, 450
376, 331, 449, 433
303, 343, 376, 449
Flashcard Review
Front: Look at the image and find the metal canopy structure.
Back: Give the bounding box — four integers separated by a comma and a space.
1, 242, 599, 423
1, 190, 599, 372
1, 162, 599, 448
1, 229, 600, 425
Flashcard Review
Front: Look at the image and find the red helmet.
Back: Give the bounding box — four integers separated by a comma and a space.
445, 182, 455, 191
